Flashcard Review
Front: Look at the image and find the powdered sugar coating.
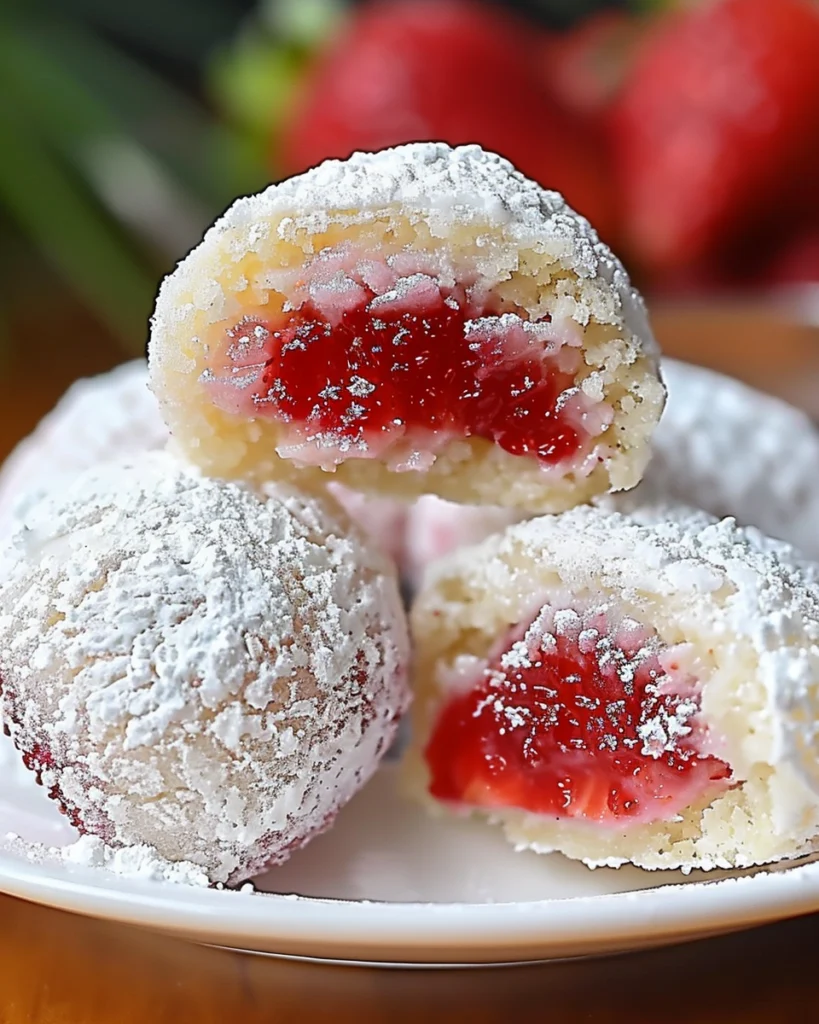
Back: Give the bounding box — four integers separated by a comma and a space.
149, 143, 664, 511
0, 362, 170, 792
59, 835, 210, 885
0, 832, 211, 887
409, 504, 819, 870
0, 451, 409, 884
636, 359, 819, 560
0, 361, 168, 535
198, 143, 655, 340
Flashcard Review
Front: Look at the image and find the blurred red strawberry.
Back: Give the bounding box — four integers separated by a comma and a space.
540, 10, 642, 127
610, 0, 819, 274
765, 230, 819, 286
281, 0, 618, 241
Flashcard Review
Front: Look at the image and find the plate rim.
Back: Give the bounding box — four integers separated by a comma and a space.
3, 842, 819, 963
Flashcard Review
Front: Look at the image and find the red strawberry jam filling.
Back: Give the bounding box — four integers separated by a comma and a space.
425, 603, 731, 826
204, 252, 613, 472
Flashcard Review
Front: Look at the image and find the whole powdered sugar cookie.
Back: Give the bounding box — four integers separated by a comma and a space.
408, 504, 819, 871
0, 451, 410, 884
149, 143, 664, 513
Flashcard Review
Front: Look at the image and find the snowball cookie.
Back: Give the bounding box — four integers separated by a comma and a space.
0, 361, 167, 535
0, 451, 410, 885
408, 504, 819, 871
149, 142, 664, 513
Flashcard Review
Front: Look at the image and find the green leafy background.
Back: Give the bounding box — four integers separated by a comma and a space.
0, 0, 626, 362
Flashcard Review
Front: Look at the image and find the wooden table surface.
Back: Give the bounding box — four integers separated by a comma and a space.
1, 303, 818, 1023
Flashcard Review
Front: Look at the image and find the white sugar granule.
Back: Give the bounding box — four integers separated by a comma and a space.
60, 835, 210, 886
2, 832, 209, 887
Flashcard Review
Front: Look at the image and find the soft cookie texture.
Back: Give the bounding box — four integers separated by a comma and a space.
408, 504, 819, 871
0, 451, 410, 884
149, 143, 664, 512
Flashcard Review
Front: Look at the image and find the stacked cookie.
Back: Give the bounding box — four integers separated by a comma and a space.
2, 143, 818, 883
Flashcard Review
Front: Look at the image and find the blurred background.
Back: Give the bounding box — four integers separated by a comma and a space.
2, 0, 819, 460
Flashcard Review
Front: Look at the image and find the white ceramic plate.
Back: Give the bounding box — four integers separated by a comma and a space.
3, 358, 819, 966
3, 753, 819, 966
